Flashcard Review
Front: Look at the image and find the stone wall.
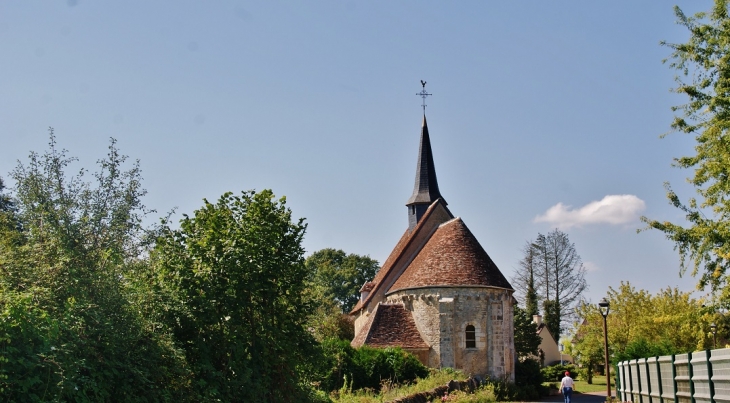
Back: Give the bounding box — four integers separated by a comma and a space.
353, 203, 453, 336
386, 286, 515, 380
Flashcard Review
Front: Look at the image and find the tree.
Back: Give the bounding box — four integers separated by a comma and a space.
574, 282, 710, 374
513, 229, 587, 341
514, 306, 542, 360
641, 0, 730, 302
305, 248, 379, 314
572, 308, 607, 384
512, 241, 540, 317
0, 130, 186, 401
0, 177, 13, 213
153, 190, 317, 402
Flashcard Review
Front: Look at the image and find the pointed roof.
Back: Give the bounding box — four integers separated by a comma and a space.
351, 303, 429, 349
349, 199, 453, 315
389, 217, 513, 292
406, 115, 445, 206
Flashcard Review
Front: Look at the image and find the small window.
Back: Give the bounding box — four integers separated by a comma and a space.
465, 325, 476, 348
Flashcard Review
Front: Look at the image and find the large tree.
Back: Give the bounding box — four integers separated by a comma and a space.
0, 130, 186, 401
153, 190, 317, 402
641, 0, 730, 303
574, 282, 710, 371
512, 229, 587, 341
512, 241, 541, 317
305, 248, 379, 313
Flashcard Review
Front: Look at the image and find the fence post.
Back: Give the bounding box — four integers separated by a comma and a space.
707, 349, 715, 403
639, 359, 646, 403
673, 354, 678, 403
656, 356, 663, 403
647, 358, 654, 403
690, 352, 695, 403
626, 360, 634, 402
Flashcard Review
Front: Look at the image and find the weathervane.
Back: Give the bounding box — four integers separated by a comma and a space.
416, 80, 431, 114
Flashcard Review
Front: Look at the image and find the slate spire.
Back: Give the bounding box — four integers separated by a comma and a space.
406, 115, 446, 230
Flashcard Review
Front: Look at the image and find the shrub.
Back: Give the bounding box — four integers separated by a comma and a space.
541, 363, 579, 382
514, 358, 546, 400
314, 339, 429, 393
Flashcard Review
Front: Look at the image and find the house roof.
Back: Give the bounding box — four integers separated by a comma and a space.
351, 303, 429, 349
537, 322, 557, 344
389, 217, 513, 293
406, 115, 445, 207
349, 199, 451, 314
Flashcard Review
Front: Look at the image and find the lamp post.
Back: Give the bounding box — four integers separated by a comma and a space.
560, 342, 564, 365
711, 322, 717, 349
599, 298, 612, 399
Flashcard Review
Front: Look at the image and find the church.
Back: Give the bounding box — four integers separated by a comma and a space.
349, 110, 516, 380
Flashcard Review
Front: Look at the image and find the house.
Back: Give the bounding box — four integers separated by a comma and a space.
534, 315, 573, 366
349, 113, 515, 379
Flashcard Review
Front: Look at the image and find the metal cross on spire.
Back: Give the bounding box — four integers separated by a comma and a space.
416, 80, 431, 114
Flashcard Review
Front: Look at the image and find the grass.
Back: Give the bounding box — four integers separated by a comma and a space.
331, 368, 468, 403
544, 374, 613, 394
574, 374, 613, 394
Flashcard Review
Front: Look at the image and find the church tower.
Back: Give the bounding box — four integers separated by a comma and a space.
350, 84, 515, 380
405, 115, 447, 230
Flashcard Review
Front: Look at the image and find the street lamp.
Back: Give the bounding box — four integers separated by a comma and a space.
599, 298, 612, 399
560, 343, 564, 365
711, 322, 717, 349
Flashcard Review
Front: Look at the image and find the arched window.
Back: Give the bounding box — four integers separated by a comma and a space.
465, 325, 476, 348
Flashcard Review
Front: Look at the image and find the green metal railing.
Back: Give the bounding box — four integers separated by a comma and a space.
616, 348, 730, 403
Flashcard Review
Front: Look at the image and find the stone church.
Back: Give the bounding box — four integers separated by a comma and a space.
350, 113, 515, 380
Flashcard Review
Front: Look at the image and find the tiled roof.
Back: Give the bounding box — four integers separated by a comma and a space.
349, 199, 450, 314
360, 282, 375, 292
389, 217, 513, 292
351, 303, 429, 349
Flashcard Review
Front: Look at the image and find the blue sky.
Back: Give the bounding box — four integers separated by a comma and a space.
0, 1, 711, 309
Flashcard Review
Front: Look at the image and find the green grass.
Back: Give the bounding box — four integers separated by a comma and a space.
331, 368, 468, 403
544, 374, 613, 394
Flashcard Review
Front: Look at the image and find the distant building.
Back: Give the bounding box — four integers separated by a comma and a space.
533, 315, 573, 366
349, 114, 515, 379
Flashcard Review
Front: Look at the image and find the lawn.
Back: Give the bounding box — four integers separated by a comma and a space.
573, 375, 613, 394
543, 374, 615, 395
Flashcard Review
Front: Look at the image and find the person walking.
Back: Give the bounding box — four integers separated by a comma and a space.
560, 371, 574, 403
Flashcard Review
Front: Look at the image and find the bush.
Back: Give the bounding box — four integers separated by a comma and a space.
314, 339, 429, 393
514, 358, 546, 400
541, 363, 579, 382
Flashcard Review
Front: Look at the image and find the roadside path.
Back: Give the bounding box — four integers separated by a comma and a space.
524, 390, 611, 403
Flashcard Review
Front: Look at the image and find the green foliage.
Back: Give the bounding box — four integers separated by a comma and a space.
574, 282, 710, 371
543, 299, 561, 343
153, 189, 316, 402
641, 0, 730, 300
613, 338, 678, 363
305, 248, 379, 313
514, 358, 545, 400
541, 364, 579, 383
571, 310, 605, 384
314, 339, 429, 393
514, 230, 586, 342
0, 177, 14, 214
0, 130, 188, 401
307, 299, 356, 342
513, 306, 541, 360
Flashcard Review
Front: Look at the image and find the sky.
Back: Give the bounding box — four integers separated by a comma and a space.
0, 1, 714, 310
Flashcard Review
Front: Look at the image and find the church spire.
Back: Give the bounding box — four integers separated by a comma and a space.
406, 114, 446, 230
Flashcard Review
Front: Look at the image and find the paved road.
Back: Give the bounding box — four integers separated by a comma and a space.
526, 390, 612, 403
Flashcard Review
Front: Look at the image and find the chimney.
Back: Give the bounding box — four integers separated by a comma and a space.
532, 314, 542, 325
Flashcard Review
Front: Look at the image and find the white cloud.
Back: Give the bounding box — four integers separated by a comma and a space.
583, 261, 601, 272
534, 194, 646, 228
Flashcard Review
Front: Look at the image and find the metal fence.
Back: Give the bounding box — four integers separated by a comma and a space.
616, 348, 730, 403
